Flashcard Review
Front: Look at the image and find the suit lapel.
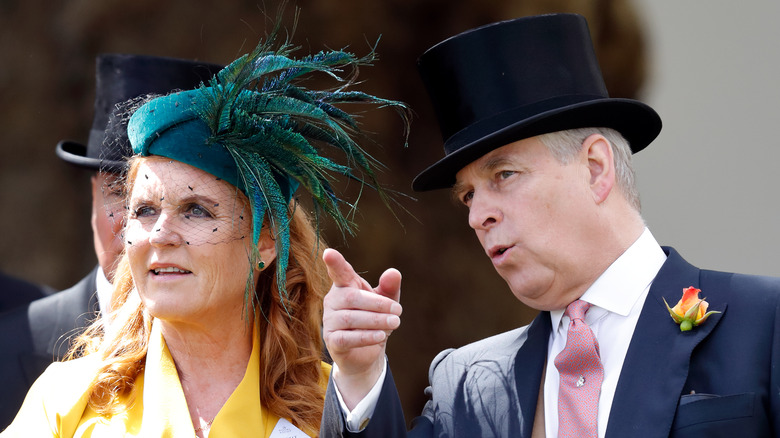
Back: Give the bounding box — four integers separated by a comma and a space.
28, 267, 99, 359
514, 311, 551, 438
605, 247, 727, 438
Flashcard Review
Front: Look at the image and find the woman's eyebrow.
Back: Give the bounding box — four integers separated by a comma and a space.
178, 194, 221, 208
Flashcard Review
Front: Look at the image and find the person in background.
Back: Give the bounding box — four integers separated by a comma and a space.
0, 272, 53, 314
0, 53, 222, 429
4, 22, 408, 437
320, 14, 780, 437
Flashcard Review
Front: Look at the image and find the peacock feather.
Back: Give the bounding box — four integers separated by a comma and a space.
185, 21, 410, 311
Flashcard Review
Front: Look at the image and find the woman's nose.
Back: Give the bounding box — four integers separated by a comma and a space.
149, 213, 184, 247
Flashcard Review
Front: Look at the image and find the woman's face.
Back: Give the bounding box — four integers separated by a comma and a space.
125, 158, 256, 325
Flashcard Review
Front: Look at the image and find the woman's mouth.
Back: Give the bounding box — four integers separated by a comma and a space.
151, 266, 191, 275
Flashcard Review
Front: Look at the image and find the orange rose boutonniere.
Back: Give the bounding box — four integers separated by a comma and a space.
663, 286, 720, 332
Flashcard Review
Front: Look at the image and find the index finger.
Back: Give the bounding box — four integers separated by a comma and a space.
323, 248, 366, 289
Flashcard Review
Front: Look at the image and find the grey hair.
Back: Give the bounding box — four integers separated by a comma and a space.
537, 128, 641, 211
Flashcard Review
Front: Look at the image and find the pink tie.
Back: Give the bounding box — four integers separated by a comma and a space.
554, 300, 604, 438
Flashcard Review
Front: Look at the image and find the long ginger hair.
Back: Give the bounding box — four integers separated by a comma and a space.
69, 156, 330, 434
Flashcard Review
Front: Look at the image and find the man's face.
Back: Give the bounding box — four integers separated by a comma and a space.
91, 172, 126, 283
453, 136, 599, 311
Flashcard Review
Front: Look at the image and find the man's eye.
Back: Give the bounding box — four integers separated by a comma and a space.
105, 189, 124, 199
498, 170, 515, 179
462, 191, 474, 205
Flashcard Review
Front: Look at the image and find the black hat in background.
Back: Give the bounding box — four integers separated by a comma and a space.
412, 13, 662, 191
55, 54, 223, 173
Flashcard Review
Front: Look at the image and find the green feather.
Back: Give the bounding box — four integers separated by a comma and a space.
188, 24, 410, 312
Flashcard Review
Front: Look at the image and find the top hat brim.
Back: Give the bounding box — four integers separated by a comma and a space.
54, 54, 224, 174
411, 97, 661, 191
55, 137, 125, 173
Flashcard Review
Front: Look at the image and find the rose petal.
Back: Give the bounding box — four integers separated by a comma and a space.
698, 300, 709, 320
679, 287, 701, 313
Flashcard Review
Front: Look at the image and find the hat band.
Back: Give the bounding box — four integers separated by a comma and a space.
444, 94, 605, 155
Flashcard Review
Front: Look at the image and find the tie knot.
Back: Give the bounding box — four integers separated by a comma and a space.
565, 299, 591, 321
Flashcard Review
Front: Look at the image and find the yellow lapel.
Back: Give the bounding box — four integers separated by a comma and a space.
208, 322, 272, 437
68, 319, 329, 437
139, 319, 198, 436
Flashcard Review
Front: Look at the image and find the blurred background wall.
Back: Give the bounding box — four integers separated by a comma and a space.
632, 0, 780, 277
1, 0, 777, 421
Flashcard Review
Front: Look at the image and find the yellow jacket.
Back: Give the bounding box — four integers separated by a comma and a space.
2, 321, 330, 437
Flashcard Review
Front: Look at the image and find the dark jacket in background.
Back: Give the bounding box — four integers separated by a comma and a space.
0, 267, 99, 429
0, 271, 54, 314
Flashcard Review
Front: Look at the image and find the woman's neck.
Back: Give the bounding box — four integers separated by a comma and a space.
159, 316, 255, 436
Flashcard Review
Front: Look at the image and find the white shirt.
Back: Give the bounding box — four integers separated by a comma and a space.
333, 358, 388, 431
544, 228, 666, 438
95, 266, 113, 329
338, 228, 667, 434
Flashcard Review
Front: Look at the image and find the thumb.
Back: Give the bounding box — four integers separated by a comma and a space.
376, 268, 402, 305
323, 248, 364, 289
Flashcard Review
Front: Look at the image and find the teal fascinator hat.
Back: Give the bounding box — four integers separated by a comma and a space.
127, 27, 409, 307
128, 89, 298, 200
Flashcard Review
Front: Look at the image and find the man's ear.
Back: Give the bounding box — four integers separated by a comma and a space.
255, 229, 278, 271
582, 133, 616, 204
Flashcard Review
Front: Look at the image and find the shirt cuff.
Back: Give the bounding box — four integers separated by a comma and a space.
333, 357, 388, 432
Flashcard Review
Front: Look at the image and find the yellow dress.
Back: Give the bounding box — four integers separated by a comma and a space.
2, 321, 330, 437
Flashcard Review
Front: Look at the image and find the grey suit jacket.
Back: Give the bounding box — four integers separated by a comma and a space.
321, 248, 780, 437
0, 267, 99, 429
322, 319, 547, 438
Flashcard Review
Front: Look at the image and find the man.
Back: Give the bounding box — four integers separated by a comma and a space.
0, 272, 53, 314
320, 14, 780, 437
0, 53, 221, 428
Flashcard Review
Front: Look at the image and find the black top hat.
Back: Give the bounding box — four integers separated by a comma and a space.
55, 54, 223, 172
412, 13, 662, 191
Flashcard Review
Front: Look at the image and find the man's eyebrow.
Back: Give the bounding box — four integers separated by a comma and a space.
480, 155, 513, 173
451, 180, 468, 202
451, 153, 517, 201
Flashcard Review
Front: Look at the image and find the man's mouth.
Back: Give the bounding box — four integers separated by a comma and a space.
489, 245, 512, 259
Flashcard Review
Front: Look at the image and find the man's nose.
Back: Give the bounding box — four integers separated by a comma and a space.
467, 192, 502, 230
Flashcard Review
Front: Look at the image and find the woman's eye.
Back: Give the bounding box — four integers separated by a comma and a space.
132, 205, 156, 218
186, 204, 213, 218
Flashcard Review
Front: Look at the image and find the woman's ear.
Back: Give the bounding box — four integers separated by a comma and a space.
255, 229, 278, 270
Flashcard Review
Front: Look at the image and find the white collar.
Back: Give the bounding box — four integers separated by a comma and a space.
95, 266, 113, 314
550, 228, 667, 331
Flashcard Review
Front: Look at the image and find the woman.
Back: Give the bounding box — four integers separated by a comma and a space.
3, 24, 407, 437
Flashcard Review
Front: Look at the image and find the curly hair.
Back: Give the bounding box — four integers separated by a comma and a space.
68, 157, 330, 434
255, 203, 330, 433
